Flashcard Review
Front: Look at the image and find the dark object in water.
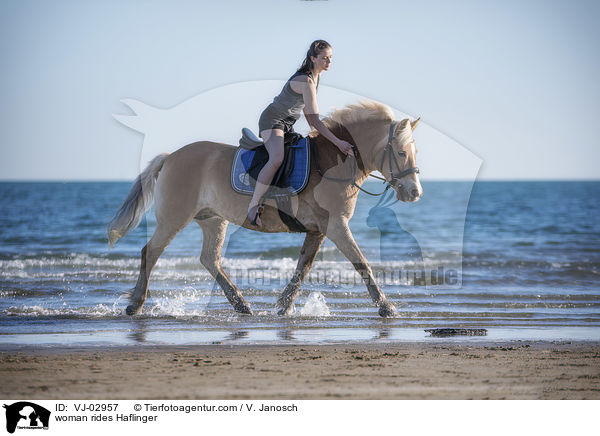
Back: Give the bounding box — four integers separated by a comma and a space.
425, 328, 488, 337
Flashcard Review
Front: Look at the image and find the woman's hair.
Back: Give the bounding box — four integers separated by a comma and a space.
297, 40, 331, 89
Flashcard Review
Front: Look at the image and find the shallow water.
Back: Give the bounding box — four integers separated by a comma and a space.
0, 181, 599, 346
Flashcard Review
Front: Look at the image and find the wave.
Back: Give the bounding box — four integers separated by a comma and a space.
1, 249, 597, 269
2, 303, 125, 319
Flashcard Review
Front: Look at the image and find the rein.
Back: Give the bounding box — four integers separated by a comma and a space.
313, 120, 420, 197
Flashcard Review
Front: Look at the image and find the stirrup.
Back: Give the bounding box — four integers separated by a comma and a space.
249, 203, 264, 226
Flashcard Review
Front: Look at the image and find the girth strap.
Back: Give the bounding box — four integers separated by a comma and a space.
273, 194, 307, 233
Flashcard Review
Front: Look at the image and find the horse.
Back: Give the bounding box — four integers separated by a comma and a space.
107, 100, 422, 317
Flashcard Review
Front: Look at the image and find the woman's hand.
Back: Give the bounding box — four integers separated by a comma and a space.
336, 139, 355, 157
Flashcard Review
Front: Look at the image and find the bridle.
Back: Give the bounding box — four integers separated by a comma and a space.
314, 120, 420, 197
378, 120, 420, 186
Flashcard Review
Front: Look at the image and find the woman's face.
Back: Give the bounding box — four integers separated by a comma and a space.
311, 47, 333, 72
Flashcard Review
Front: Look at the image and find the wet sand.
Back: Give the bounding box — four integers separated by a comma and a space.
1, 342, 599, 399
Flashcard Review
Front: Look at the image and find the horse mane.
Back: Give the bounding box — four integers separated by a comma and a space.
309, 100, 394, 137
307, 101, 396, 176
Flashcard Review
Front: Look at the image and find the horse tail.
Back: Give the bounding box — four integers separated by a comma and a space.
107, 153, 170, 247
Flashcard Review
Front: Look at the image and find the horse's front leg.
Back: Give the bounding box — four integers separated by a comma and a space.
276, 231, 326, 315
326, 219, 398, 317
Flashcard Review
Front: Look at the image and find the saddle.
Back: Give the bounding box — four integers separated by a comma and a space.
231, 128, 311, 232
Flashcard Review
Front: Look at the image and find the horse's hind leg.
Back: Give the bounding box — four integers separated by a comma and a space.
276, 231, 325, 315
126, 223, 180, 315
196, 217, 252, 314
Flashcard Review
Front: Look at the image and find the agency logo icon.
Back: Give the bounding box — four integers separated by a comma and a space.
3, 402, 50, 434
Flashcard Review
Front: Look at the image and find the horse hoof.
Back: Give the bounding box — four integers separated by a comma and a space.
235, 304, 253, 315
378, 302, 398, 318
276, 305, 294, 316
125, 304, 142, 316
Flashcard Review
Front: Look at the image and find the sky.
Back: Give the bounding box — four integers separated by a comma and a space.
0, 0, 599, 181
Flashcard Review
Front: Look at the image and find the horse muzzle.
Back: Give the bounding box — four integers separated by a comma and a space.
394, 182, 422, 202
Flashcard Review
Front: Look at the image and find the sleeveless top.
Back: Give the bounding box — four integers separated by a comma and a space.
267, 71, 316, 122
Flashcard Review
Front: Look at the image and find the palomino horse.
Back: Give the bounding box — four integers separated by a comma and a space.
108, 101, 422, 317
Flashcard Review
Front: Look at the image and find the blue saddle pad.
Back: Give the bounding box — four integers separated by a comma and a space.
230, 137, 311, 196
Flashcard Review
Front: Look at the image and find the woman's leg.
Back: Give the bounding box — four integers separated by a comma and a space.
247, 128, 285, 226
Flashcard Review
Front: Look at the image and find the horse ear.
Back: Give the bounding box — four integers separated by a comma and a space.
397, 118, 409, 131
410, 117, 421, 131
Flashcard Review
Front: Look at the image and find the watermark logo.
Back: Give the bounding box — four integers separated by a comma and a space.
3, 402, 50, 433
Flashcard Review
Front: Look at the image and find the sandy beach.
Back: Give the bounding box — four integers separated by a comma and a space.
1, 341, 599, 400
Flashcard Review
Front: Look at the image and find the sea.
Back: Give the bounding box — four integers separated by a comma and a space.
0, 180, 599, 346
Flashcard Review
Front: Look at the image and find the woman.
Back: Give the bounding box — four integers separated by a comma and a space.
247, 39, 355, 226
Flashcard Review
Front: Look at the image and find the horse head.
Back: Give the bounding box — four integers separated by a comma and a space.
318, 101, 423, 203
379, 117, 423, 202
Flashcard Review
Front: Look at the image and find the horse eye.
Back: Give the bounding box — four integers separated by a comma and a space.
397, 150, 407, 158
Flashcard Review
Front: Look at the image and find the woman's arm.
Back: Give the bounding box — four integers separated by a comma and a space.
300, 77, 354, 156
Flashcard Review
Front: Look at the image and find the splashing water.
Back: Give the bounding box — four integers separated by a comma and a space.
300, 292, 330, 317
